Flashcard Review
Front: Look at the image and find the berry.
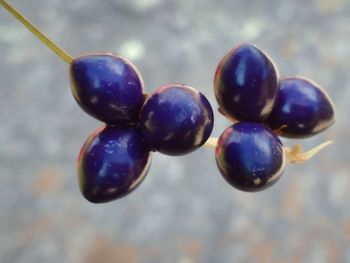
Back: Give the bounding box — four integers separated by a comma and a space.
139, 84, 214, 156
216, 122, 285, 192
70, 53, 145, 125
266, 77, 335, 138
77, 126, 151, 203
214, 44, 279, 122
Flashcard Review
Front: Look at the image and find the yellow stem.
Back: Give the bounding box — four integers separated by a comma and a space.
0, 0, 73, 64
284, 141, 333, 164
204, 137, 218, 148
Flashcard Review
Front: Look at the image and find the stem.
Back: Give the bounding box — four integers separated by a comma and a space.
284, 141, 333, 164
204, 137, 218, 148
204, 137, 333, 164
0, 0, 73, 64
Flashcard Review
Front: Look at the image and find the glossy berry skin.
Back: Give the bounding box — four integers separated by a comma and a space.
216, 122, 285, 192
70, 53, 145, 125
139, 84, 214, 156
267, 77, 335, 138
77, 126, 151, 203
214, 44, 279, 122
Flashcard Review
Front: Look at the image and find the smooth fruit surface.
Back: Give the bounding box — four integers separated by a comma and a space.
139, 84, 214, 156
216, 122, 285, 192
267, 77, 335, 138
214, 44, 279, 122
77, 126, 151, 203
70, 53, 145, 125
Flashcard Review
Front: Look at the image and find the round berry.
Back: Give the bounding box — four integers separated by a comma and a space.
77, 126, 151, 203
216, 122, 285, 192
70, 53, 145, 125
139, 84, 214, 156
266, 77, 335, 138
214, 44, 279, 122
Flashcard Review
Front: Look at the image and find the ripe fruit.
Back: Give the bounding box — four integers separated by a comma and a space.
70, 53, 145, 125
214, 44, 279, 122
215, 122, 285, 192
77, 126, 151, 203
267, 77, 335, 138
0, 0, 336, 199
139, 84, 214, 156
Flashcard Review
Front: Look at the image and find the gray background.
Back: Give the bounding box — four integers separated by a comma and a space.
0, 0, 349, 262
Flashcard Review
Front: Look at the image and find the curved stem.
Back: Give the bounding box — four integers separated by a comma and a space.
0, 0, 73, 64
284, 141, 333, 164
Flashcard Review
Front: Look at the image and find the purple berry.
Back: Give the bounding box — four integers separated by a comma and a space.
70, 53, 145, 125
214, 44, 279, 122
139, 84, 214, 156
216, 122, 285, 192
77, 126, 151, 203
267, 77, 335, 138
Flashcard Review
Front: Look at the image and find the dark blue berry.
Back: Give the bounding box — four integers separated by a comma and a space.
214, 44, 279, 122
216, 122, 285, 192
77, 126, 151, 203
139, 84, 214, 156
70, 53, 145, 125
267, 77, 335, 138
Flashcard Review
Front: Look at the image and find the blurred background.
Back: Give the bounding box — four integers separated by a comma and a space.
0, 0, 348, 262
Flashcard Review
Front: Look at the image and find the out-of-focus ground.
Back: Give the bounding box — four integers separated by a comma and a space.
0, 0, 349, 262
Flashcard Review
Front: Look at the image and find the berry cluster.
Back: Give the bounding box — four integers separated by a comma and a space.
72, 54, 214, 203
0, 1, 336, 203
214, 44, 335, 192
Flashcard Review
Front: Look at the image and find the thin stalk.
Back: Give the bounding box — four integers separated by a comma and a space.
0, 0, 73, 63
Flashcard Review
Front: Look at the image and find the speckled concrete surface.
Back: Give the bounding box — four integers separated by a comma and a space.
0, 0, 349, 262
